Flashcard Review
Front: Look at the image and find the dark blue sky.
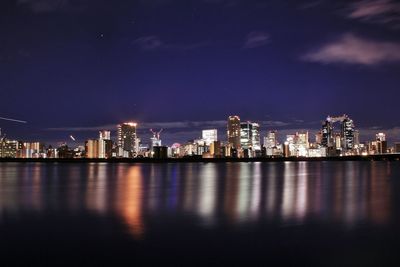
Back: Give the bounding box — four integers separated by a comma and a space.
1, 0, 400, 145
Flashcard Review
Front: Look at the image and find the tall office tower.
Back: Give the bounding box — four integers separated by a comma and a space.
85, 139, 99, 158
99, 130, 112, 159
341, 116, 354, 150
251, 122, 261, 151
376, 132, 387, 154
335, 133, 342, 149
240, 121, 253, 149
376, 132, 386, 142
354, 130, 360, 146
264, 130, 277, 148
315, 131, 322, 144
117, 122, 138, 156
0, 139, 19, 158
321, 119, 333, 147
99, 130, 111, 140
297, 132, 309, 148
202, 129, 218, 145
227, 116, 241, 149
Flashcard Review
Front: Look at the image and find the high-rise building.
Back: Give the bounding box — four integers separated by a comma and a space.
376, 133, 387, 154
264, 130, 277, 148
376, 132, 386, 142
240, 121, 253, 149
354, 130, 360, 147
321, 119, 333, 147
341, 116, 354, 150
202, 129, 218, 145
227, 116, 241, 149
99, 130, 111, 140
117, 122, 138, 157
251, 122, 261, 151
99, 130, 112, 159
0, 139, 19, 158
85, 139, 99, 158
315, 131, 322, 144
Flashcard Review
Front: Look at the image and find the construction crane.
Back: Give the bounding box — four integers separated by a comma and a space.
150, 128, 163, 141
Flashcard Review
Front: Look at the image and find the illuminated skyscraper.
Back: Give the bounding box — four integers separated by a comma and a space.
85, 139, 99, 158
376, 132, 387, 154
202, 129, 218, 145
321, 119, 333, 147
117, 122, 138, 156
264, 130, 277, 148
0, 139, 19, 158
240, 121, 253, 149
99, 130, 112, 158
376, 132, 386, 142
227, 116, 241, 149
341, 116, 354, 150
354, 130, 360, 147
251, 122, 261, 151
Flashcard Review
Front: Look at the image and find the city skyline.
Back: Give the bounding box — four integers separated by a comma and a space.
1, 0, 400, 144
1, 113, 397, 159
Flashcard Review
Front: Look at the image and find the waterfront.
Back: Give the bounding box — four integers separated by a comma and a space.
0, 162, 399, 265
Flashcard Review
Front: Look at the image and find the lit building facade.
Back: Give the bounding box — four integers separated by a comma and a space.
202, 129, 218, 145
99, 130, 112, 158
0, 139, 19, 158
227, 116, 241, 149
240, 121, 253, 149
341, 116, 354, 150
85, 139, 99, 158
251, 122, 261, 152
321, 120, 333, 147
117, 122, 138, 157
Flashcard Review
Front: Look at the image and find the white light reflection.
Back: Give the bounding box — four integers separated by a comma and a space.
236, 163, 251, 222
266, 163, 277, 217
86, 163, 108, 214
115, 165, 144, 239
249, 162, 261, 221
197, 164, 217, 225
282, 162, 295, 220
295, 162, 308, 221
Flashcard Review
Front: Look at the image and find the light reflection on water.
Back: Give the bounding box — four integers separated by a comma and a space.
0, 161, 394, 239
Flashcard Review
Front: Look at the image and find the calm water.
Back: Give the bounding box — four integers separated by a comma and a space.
0, 161, 399, 265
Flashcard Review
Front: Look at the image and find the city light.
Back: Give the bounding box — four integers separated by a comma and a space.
0, 114, 398, 159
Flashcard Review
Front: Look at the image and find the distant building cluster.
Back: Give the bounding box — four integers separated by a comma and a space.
0, 115, 397, 159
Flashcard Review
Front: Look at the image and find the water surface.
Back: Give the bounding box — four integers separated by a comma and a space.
0, 162, 399, 265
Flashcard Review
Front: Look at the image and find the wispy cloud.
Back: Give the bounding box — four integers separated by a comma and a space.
46, 119, 297, 132
302, 33, 400, 65
347, 0, 400, 28
132, 36, 163, 50
243, 31, 270, 49
132, 35, 211, 51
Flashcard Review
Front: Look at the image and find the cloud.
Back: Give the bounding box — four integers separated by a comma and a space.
243, 31, 270, 49
302, 33, 400, 65
347, 0, 400, 28
46, 119, 296, 132
132, 35, 211, 51
132, 36, 163, 50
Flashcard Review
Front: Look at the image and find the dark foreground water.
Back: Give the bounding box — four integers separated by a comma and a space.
0, 161, 399, 266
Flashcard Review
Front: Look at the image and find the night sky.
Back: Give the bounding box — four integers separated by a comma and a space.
1, 0, 400, 145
